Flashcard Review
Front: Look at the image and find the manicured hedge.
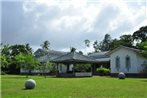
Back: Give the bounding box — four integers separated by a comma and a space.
96, 67, 110, 76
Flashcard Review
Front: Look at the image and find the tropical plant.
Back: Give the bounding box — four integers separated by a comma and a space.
96, 67, 110, 76
70, 47, 76, 52
41, 40, 50, 50
138, 41, 147, 59
84, 39, 90, 47
74, 64, 91, 72
15, 54, 40, 77
93, 40, 99, 52
133, 26, 147, 43
98, 34, 112, 51
84, 39, 90, 54
39, 61, 56, 78
119, 34, 133, 47
0, 56, 9, 68
25, 43, 33, 54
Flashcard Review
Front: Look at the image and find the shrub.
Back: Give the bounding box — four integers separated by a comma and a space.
1, 71, 7, 75
96, 67, 110, 76
74, 64, 91, 72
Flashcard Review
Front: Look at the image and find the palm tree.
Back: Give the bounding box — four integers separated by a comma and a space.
41, 40, 50, 50
93, 40, 99, 52
84, 39, 90, 54
25, 43, 33, 54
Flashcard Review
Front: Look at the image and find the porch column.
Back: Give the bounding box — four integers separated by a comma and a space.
56, 63, 59, 76
73, 64, 75, 76
66, 64, 70, 73
91, 64, 93, 76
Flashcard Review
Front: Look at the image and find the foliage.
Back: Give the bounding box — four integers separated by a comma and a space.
15, 54, 40, 77
25, 43, 33, 54
84, 39, 90, 54
109, 39, 121, 50
84, 39, 90, 47
39, 61, 56, 77
93, 40, 99, 52
133, 26, 147, 43
98, 34, 112, 51
70, 47, 76, 52
10, 44, 33, 57
41, 40, 50, 50
109, 34, 133, 50
96, 67, 110, 76
138, 41, 147, 59
1, 43, 34, 74
0, 56, 9, 68
119, 34, 133, 47
1, 44, 11, 56
1, 71, 7, 75
74, 64, 91, 72
79, 51, 83, 54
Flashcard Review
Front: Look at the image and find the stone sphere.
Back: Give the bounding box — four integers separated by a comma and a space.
118, 72, 125, 79
25, 79, 36, 89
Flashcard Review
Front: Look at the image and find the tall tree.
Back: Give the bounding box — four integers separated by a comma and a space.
109, 34, 133, 50
1, 44, 11, 56
70, 47, 76, 52
25, 43, 33, 54
93, 40, 99, 52
84, 39, 90, 54
0, 55, 9, 68
84, 39, 90, 47
119, 34, 133, 47
15, 54, 40, 77
41, 40, 50, 50
98, 34, 112, 51
10, 44, 28, 57
1, 44, 34, 74
133, 26, 147, 43
109, 39, 121, 50
138, 41, 147, 58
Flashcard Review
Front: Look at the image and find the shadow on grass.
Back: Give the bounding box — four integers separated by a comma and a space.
2, 75, 28, 79
22, 88, 35, 90
141, 80, 147, 82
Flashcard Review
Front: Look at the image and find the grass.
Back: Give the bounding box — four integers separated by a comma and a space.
1, 75, 147, 98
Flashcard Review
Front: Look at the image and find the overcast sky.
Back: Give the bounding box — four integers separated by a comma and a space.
1, 0, 147, 53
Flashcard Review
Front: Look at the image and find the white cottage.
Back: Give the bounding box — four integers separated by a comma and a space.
108, 46, 147, 76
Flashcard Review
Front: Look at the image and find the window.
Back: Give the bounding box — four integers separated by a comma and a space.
115, 56, 120, 71
126, 55, 131, 71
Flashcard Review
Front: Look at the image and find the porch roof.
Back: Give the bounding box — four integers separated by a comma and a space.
51, 51, 96, 64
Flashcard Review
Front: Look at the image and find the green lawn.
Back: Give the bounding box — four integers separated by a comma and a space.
1, 75, 147, 98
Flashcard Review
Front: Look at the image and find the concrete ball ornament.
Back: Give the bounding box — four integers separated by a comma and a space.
118, 72, 126, 79
25, 79, 36, 89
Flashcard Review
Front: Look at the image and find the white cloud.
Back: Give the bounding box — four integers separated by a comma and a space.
2, 0, 147, 53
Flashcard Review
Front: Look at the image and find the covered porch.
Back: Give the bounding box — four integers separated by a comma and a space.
51, 51, 95, 77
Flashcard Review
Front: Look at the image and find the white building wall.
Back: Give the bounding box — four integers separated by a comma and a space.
136, 55, 147, 73
110, 48, 140, 73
